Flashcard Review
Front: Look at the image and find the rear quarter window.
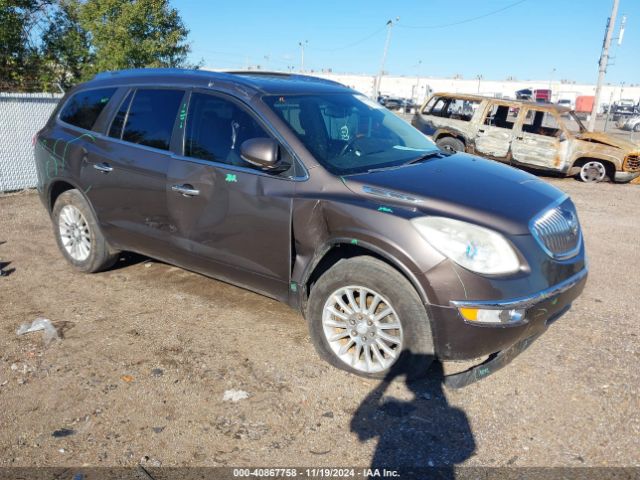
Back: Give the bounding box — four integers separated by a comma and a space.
59, 88, 117, 130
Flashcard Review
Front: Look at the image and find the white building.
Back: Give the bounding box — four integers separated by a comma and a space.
312, 72, 640, 109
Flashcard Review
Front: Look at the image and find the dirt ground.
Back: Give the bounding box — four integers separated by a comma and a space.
0, 178, 639, 470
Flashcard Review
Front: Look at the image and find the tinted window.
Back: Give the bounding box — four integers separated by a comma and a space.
122, 89, 184, 150
59, 88, 116, 130
185, 93, 269, 166
108, 90, 134, 139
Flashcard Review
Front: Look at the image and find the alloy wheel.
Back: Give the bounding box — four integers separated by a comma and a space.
58, 205, 91, 261
322, 285, 403, 373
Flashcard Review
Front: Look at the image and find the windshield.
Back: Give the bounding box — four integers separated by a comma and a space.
263, 93, 439, 175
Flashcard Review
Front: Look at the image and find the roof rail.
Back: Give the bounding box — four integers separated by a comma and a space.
226, 70, 346, 87
92, 68, 231, 81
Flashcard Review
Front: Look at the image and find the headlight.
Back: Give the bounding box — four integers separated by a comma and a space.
411, 217, 520, 275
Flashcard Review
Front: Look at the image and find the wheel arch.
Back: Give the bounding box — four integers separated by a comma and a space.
302, 239, 430, 311
434, 129, 467, 145
47, 179, 101, 228
571, 156, 617, 177
48, 179, 77, 212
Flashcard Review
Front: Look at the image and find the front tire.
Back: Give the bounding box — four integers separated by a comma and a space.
579, 161, 607, 183
436, 136, 465, 153
306, 256, 434, 379
52, 189, 119, 273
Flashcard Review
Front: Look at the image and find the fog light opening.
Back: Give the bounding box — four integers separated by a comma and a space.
459, 307, 526, 325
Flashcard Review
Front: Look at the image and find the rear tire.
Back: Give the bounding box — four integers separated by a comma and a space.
52, 189, 118, 273
436, 136, 465, 153
306, 256, 434, 380
633, 123, 640, 133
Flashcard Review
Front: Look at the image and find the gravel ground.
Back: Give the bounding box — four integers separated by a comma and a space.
0, 178, 639, 470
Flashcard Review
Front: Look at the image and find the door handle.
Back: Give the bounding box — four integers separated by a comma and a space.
93, 162, 113, 173
515, 135, 524, 140
171, 184, 200, 197
478, 129, 486, 133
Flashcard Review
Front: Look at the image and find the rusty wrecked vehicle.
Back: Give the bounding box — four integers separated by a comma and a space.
412, 93, 640, 183
34, 69, 587, 386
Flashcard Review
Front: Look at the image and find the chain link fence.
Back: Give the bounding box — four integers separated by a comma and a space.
0, 92, 63, 192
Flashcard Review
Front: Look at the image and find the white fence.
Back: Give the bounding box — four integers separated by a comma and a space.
0, 93, 63, 192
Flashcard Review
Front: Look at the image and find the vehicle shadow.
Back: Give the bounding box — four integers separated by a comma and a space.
109, 251, 150, 271
0, 260, 15, 277
351, 352, 475, 479
0, 241, 16, 277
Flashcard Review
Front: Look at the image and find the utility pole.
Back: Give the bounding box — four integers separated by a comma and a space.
374, 18, 398, 99
298, 40, 308, 72
414, 60, 422, 104
588, 0, 619, 131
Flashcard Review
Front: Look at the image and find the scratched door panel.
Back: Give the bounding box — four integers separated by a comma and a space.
166, 157, 293, 301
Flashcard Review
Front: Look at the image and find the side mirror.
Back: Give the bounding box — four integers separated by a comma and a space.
559, 132, 567, 142
240, 138, 280, 170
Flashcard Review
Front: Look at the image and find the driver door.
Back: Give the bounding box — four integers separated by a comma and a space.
166, 91, 296, 301
511, 108, 566, 170
474, 103, 517, 161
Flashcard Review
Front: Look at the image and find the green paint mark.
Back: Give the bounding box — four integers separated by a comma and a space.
84, 185, 92, 194
225, 173, 238, 183
290, 282, 298, 292
551, 298, 558, 305
178, 102, 187, 128
350, 239, 358, 245
100, 97, 109, 103
378, 206, 393, 213
478, 367, 490, 377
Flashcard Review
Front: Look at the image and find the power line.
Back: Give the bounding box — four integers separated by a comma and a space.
307, 24, 388, 52
397, 0, 528, 29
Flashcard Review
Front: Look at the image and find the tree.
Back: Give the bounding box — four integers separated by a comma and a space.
40, 0, 92, 89
79, 0, 191, 76
0, 0, 49, 91
0, 0, 192, 92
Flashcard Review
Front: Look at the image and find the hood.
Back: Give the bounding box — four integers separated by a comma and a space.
343, 153, 566, 235
576, 132, 639, 151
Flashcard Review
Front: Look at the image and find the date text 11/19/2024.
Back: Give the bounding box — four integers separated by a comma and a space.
232, 468, 400, 478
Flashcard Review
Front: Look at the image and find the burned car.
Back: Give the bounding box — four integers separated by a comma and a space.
35, 70, 587, 384
413, 93, 640, 183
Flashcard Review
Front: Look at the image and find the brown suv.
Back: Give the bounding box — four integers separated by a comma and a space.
412, 93, 640, 183
34, 70, 587, 384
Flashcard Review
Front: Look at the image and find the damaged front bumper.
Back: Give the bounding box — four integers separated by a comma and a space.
614, 171, 640, 183
427, 268, 588, 384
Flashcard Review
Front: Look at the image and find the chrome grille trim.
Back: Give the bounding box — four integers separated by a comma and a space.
530, 196, 582, 260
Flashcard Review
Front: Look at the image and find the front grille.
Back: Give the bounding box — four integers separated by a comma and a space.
531, 200, 582, 259
623, 154, 640, 172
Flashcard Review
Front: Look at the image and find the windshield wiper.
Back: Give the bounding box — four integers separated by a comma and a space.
403, 150, 443, 166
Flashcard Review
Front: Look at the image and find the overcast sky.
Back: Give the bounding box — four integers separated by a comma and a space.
173, 0, 640, 85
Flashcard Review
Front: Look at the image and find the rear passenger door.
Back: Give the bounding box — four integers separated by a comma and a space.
166, 90, 296, 301
82, 88, 186, 255
473, 103, 518, 161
